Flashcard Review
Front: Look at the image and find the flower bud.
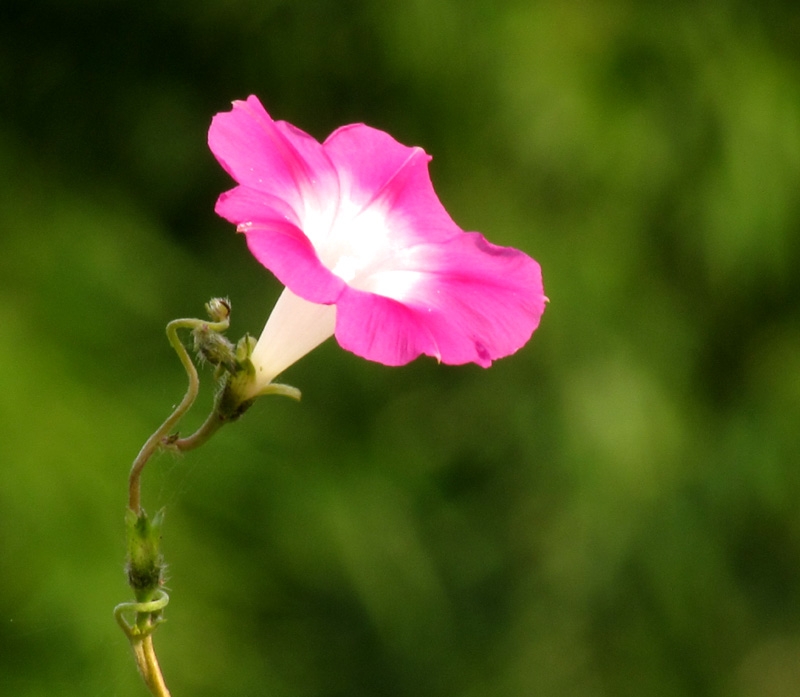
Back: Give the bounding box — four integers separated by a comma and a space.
205, 297, 231, 322
193, 327, 237, 372
125, 508, 166, 602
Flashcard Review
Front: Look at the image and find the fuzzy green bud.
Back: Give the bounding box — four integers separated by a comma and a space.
205, 297, 231, 322
125, 508, 166, 602
193, 327, 237, 372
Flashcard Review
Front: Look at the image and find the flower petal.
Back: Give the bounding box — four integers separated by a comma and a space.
208, 95, 338, 217
334, 232, 545, 367
215, 185, 300, 228
323, 124, 459, 244
237, 215, 346, 304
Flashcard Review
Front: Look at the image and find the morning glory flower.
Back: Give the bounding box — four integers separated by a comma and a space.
209, 95, 546, 400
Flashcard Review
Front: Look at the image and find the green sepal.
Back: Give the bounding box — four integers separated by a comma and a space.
212, 334, 301, 421
234, 334, 257, 369
259, 383, 302, 401
215, 373, 257, 422
125, 508, 166, 603
216, 372, 301, 423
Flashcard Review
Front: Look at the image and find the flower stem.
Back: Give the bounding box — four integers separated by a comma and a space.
172, 408, 225, 452
121, 305, 230, 697
135, 635, 172, 697
127, 314, 229, 513
115, 591, 171, 697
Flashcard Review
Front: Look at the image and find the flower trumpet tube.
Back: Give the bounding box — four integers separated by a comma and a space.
209, 96, 546, 402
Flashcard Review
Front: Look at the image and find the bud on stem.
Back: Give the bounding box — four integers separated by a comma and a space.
125, 508, 166, 603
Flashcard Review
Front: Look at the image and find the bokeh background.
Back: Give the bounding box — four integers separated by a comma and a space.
2, 1, 800, 695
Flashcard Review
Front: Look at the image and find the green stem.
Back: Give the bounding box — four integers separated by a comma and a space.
127, 315, 229, 513
172, 408, 225, 453
121, 302, 233, 696
136, 635, 172, 697
115, 591, 171, 697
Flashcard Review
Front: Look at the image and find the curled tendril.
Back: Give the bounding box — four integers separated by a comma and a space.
128, 304, 231, 514
115, 590, 172, 696
114, 589, 170, 640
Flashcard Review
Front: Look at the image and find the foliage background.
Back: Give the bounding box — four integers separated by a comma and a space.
2, 1, 800, 695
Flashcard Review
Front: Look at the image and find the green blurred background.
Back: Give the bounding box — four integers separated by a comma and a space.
2, 1, 799, 695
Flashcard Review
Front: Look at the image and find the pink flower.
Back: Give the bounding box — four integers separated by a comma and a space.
209, 96, 546, 398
